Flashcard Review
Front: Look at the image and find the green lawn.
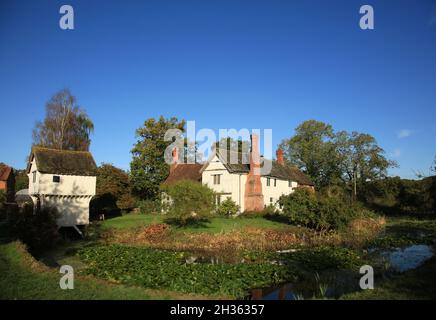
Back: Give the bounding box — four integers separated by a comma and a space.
0, 241, 217, 300
101, 213, 290, 234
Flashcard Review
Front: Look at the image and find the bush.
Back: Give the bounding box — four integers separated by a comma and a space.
279, 188, 365, 230
216, 198, 239, 217
8, 204, 60, 255
0, 190, 6, 215
138, 198, 162, 215
90, 193, 121, 219
161, 180, 215, 226
279, 188, 319, 228
116, 193, 137, 211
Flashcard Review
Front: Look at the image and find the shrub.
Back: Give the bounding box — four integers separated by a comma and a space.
216, 198, 239, 217
279, 188, 319, 228
138, 198, 162, 215
8, 204, 60, 255
90, 193, 121, 219
0, 190, 6, 214
161, 180, 215, 226
116, 193, 137, 211
279, 188, 366, 230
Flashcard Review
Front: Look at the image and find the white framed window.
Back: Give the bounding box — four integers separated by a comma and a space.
213, 174, 221, 185
267, 178, 270, 186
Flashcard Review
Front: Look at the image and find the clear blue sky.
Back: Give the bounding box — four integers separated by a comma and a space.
1, 0, 435, 178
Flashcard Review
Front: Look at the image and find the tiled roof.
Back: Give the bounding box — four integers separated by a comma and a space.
26, 146, 97, 176
0, 164, 12, 181
215, 149, 314, 186
162, 163, 203, 185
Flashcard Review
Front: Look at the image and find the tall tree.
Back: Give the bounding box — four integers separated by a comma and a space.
32, 89, 94, 151
335, 131, 396, 199
130, 116, 186, 199
279, 120, 339, 188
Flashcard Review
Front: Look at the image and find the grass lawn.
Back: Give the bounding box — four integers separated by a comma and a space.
101, 213, 290, 234
0, 241, 219, 300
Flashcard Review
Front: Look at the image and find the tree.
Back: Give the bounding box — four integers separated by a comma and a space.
336, 131, 396, 200
93, 163, 136, 211
162, 180, 215, 226
32, 89, 94, 151
14, 169, 29, 191
96, 163, 130, 198
279, 120, 339, 188
130, 116, 186, 199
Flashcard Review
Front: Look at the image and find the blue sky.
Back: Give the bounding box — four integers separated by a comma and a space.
1, 0, 435, 178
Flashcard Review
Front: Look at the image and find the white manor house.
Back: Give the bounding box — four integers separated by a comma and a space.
163, 134, 314, 212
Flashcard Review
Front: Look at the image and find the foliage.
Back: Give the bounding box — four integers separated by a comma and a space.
279, 188, 365, 230
0, 241, 206, 300
216, 198, 240, 217
14, 169, 28, 191
130, 116, 186, 199
7, 205, 60, 255
279, 120, 396, 193
283, 246, 362, 271
335, 130, 396, 199
90, 193, 120, 219
78, 244, 294, 298
0, 190, 6, 214
96, 163, 135, 210
32, 88, 94, 151
138, 198, 162, 214
279, 120, 338, 188
162, 180, 215, 226
359, 176, 435, 216
279, 188, 319, 227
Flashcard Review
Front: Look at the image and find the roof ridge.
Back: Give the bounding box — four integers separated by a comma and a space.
32, 146, 92, 154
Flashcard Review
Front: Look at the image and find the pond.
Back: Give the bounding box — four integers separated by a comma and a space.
250, 244, 434, 300
371, 244, 434, 273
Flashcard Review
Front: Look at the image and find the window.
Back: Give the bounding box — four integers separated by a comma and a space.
213, 174, 221, 185
215, 194, 221, 206
32, 171, 36, 183
274, 179, 277, 187
288, 180, 292, 187
53, 175, 60, 183
270, 197, 274, 204
266, 178, 270, 186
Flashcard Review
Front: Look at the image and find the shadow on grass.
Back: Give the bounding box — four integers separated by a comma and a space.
163, 217, 211, 229
262, 213, 291, 225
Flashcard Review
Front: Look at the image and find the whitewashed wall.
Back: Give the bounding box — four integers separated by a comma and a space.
27, 158, 96, 226
261, 177, 297, 209
201, 155, 247, 212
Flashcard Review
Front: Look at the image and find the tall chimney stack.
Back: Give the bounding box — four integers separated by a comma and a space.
244, 133, 264, 212
276, 149, 284, 165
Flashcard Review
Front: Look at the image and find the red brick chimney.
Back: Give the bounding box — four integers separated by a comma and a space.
276, 149, 284, 165
244, 134, 264, 212
170, 147, 178, 173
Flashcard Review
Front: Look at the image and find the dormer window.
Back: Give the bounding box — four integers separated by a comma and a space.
53, 175, 60, 183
